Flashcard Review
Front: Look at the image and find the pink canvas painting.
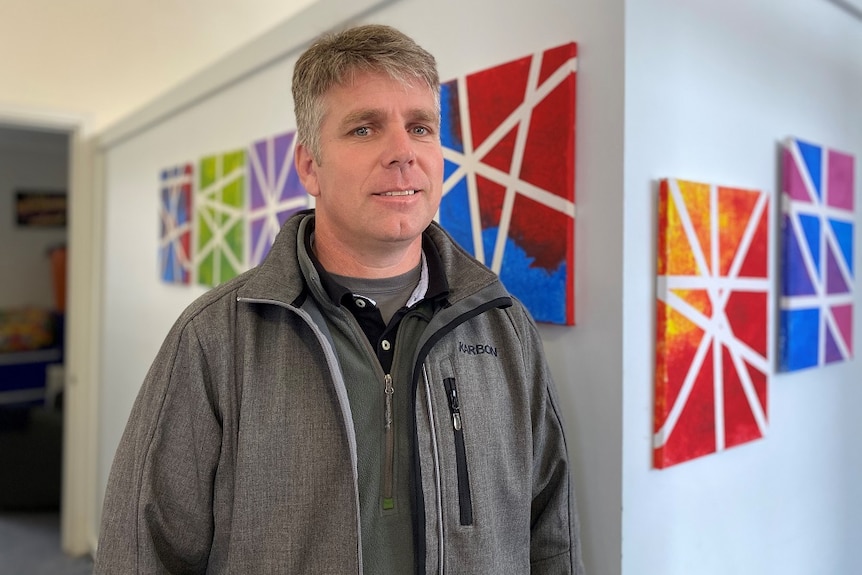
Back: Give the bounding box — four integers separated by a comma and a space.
779, 137, 855, 371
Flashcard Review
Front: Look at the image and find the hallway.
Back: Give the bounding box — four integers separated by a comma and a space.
0, 512, 93, 575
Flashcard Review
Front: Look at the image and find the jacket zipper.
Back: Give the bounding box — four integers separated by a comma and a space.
443, 377, 473, 526
383, 373, 395, 510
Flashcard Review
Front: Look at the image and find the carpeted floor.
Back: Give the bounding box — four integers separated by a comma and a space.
0, 511, 93, 575
0, 405, 93, 573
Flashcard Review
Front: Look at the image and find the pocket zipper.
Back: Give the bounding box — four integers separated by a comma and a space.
443, 377, 473, 526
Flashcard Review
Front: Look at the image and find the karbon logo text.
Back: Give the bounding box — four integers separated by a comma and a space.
458, 341, 498, 357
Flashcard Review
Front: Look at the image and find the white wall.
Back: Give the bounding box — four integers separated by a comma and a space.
622, 1, 862, 574
96, 0, 624, 572
0, 127, 68, 309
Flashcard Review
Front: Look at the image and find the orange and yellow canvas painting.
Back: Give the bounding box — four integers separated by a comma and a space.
654, 178, 771, 468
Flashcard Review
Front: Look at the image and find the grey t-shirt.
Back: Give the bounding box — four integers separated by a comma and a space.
330, 263, 422, 326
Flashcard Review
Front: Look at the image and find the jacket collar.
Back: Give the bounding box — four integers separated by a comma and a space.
305, 222, 450, 309
236, 210, 505, 308
235, 210, 311, 306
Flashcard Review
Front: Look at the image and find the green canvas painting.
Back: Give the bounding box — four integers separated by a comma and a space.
196, 149, 246, 287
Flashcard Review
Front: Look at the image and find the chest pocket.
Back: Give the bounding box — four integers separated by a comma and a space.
430, 328, 532, 530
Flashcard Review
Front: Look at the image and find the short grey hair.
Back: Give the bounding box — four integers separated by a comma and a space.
292, 24, 440, 162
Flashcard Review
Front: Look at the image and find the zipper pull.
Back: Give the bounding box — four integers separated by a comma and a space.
384, 373, 394, 430
443, 377, 462, 431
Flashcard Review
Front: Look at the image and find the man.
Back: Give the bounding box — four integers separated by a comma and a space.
96, 24, 584, 574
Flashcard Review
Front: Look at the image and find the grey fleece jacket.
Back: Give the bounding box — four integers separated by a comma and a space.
95, 212, 585, 574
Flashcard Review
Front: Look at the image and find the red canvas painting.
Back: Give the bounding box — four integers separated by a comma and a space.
438, 43, 577, 325
654, 178, 771, 468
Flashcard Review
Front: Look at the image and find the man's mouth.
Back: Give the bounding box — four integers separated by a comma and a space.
377, 190, 416, 197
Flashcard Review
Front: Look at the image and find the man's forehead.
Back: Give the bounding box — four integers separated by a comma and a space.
339, 67, 425, 90
323, 69, 435, 104
323, 72, 438, 120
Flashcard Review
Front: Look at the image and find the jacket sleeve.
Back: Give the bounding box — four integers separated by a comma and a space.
95, 315, 223, 574
516, 306, 586, 575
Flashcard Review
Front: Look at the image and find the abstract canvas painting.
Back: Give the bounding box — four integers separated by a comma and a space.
248, 131, 308, 267
779, 138, 855, 371
159, 164, 193, 284
438, 42, 577, 325
197, 149, 246, 287
654, 178, 770, 469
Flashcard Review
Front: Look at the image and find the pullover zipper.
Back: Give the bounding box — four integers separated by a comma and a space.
443, 377, 473, 526
383, 373, 395, 510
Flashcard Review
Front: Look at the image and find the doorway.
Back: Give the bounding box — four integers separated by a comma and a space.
0, 125, 69, 500
0, 112, 100, 562
0, 124, 74, 562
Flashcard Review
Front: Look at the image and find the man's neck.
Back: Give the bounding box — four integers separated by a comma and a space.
312, 223, 423, 279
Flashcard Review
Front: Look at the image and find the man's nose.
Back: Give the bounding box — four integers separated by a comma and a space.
383, 129, 416, 167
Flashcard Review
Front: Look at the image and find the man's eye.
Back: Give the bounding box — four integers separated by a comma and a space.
412, 126, 429, 136
353, 126, 371, 136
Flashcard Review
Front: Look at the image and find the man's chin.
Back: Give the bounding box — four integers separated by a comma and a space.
379, 216, 434, 240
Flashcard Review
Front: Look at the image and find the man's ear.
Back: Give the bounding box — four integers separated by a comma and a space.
295, 142, 321, 197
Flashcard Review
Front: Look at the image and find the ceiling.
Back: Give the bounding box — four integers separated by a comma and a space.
5, 0, 853, 137
0, 0, 318, 133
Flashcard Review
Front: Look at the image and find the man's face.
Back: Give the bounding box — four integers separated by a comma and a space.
295, 70, 443, 265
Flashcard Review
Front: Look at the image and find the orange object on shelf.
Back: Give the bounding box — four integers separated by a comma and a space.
49, 245, 67, 312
